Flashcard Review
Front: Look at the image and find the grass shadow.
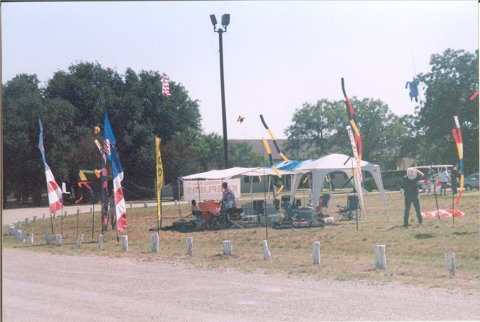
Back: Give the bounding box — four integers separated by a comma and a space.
452, 231, 472, 236
414, 233, 435, 239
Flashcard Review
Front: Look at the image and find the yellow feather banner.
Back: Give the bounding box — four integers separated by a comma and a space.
262, 137, 272, 154
155, 137, 164, 226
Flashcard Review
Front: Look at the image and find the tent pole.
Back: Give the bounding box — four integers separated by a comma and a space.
351, 158, 359, 231
250, 176, 253, 202
197, 180, 200, 202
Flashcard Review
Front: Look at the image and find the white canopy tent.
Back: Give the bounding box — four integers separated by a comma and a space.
291, 153, 389, 216
179, 167, 294, 201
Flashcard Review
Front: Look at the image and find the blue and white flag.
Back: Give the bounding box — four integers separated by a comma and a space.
104, 112, 126, 233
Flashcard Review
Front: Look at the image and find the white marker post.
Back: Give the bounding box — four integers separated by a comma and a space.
263, 240, 271, 261
375, 245, 387, 270
223, 240, 232, 256
122, 235, 128, 251
313, 241, 321, 265
151, 233, 160, 253
186, 236, 193, 256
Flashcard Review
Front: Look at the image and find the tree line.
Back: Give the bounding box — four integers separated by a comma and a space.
3, 62, 261, 205
285, 49, 478, 174
3, 49, 478, 206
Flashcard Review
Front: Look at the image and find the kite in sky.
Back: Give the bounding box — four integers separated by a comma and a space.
405, 77, 419, 102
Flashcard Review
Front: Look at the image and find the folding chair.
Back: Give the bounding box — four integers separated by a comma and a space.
337, 195, 360, 221
192, 210, 206, 230
315, 194, 331, 218
226, 208, 244, 229
198, 201, 224, 229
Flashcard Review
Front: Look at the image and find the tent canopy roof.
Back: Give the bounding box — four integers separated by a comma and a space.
274, 159, 314, 171
294, 153, 378, 173
180, 166, 293, 181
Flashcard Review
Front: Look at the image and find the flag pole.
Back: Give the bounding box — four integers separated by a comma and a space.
261, 139, 268, 241
76, 206, 79, 238
91, 201, 95, 239
352, 157, 359, 231
61, 205, 64, 236
431, 166, 441, 221
100, 144, 108, 237
452, 174, 455, 226
50, 214, 54, 235
116, 203, 119, 242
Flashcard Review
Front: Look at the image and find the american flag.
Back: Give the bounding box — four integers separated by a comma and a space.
161, 73, 172, 97
104, 112, 127, 234
38, 118, 63, 214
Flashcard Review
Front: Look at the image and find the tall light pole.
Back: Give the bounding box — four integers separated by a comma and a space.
210, 13, 230, 169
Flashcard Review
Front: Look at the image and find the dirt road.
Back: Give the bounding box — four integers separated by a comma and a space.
3, 248, 479, 321
1, 201, 174, 225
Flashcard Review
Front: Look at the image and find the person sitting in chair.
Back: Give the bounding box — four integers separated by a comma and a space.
315, 193, 332, 223
191, 199, 199, 212
315, 194, 330, 216
191, 200, 202, 219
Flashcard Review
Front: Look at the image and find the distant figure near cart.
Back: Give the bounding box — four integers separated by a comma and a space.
439, 167, 450, 196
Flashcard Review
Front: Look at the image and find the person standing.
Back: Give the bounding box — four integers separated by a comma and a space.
439, 167, 450, 196
402, 168, 424, 227
221, 182, 236, 212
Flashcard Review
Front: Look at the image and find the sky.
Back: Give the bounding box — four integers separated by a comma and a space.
3, 1, 479, 140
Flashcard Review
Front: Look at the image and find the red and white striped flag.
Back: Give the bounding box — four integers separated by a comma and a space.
44, 166, 63, 213
38, 118, 63, 214
161, 73, 172, 97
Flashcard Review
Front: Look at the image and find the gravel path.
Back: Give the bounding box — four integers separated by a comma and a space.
3, 249, 479, 321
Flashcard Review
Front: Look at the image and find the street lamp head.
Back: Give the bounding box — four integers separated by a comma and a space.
221, 14, 230, 31
210, 14, 217, 30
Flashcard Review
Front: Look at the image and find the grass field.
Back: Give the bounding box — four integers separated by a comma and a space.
3, 189, 479, 292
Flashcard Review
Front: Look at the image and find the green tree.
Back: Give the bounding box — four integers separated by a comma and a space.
3, 74, 45, 204
3, 75, 76, 205
284, 99, 348, 159
162, 129, 203, 200
285, 98, 406, 169
356, 98, 408, 169
192, 132, 224, 171
414, 49, 478, 173
4, 62, 204, 203
44, 62, 203, 199
228, 141, 263, 167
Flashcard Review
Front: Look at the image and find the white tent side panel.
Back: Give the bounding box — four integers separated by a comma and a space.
290, 154, 389, 212
183, 178, 241, 202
